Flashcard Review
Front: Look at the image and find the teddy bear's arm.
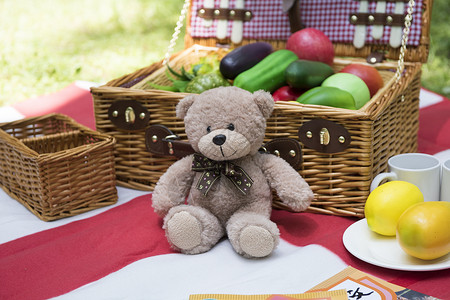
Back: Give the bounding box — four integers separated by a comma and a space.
255, 153, 314, 212
152, 155, 196, 217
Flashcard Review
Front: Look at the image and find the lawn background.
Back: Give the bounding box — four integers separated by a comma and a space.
1, 0, 448, 107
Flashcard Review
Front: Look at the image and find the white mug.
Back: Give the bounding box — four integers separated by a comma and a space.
441, 159, 450, 202
370, 153, 441, 202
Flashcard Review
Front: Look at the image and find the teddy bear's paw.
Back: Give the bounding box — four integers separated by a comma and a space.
227, 212, 280, 258
167, 211, 203, 251
165, 206, 224, 255
281, 189, 314, 212
239, 225, 276, 258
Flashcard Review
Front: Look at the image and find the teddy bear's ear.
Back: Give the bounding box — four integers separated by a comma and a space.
176, 94, 196, 119
252, 90, 274, 119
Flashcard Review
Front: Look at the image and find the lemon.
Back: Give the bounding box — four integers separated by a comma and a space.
397, 201, 450, 260
364, 181, 424, 236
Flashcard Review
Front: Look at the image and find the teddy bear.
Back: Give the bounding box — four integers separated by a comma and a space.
151, 86, 314, 258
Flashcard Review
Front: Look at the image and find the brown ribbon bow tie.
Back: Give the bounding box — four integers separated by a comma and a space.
191, 153, 254, 196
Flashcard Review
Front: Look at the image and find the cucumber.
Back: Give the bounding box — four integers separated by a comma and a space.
233, 49, 298, 93
220, 42, 273, 79
285, 60, 334, 90
296, 86, 356, 110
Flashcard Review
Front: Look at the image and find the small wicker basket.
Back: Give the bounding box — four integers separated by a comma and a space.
0, 114, 118, 221
91, 0, 431, 218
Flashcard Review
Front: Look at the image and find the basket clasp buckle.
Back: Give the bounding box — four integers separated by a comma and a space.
108, 100, 150, 131
298, 119, 351, 154
320, 128, 330, 146
125, 107, 136, 124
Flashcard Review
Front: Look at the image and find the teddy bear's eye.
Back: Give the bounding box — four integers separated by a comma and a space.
206, 126, 211, 133
227, 123, 235, 131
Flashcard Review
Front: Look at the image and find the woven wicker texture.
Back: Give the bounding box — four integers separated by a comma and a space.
92, 46, 223, 191
91, 45, 422, 218
91, 0, 430, 218
0, 114, 117, 221
269, 65, 422, 216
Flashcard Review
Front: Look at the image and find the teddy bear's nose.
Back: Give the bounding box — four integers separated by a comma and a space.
213, 134, 226, 146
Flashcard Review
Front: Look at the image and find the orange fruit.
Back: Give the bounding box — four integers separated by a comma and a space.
397, 201, 450, 260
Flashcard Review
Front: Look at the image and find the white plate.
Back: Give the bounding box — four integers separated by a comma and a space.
343, 218, 450, 271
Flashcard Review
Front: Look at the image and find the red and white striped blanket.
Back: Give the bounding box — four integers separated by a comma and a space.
0, 82, 449, 300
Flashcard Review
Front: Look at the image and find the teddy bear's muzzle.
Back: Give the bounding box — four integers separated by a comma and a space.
198, 129, 251, 160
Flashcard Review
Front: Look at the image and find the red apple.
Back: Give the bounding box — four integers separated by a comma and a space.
286, 28, 335, 65
272, 86, 304, 101
339, 64, 384, 97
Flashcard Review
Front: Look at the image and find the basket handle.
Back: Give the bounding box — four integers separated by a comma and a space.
162, 0, 191, 66
395, 0, 415, 82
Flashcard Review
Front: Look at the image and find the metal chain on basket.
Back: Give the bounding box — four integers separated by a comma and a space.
395, 0, 415, 82
162, 0, 191, 66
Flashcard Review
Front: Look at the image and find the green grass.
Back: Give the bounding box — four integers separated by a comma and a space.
421, 0, 450, 97
0, 0, 185, 106
1, 0, 449, 107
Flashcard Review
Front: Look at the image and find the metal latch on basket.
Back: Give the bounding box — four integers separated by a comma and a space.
145, 124, 303, 169
298, 119, 351, 154
108, 100, 150, 131
367, 51, 385, 64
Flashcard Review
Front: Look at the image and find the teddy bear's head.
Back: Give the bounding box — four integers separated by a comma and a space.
176, 86, 274, 161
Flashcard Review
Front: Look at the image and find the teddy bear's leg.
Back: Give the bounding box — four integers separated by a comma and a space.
226, 212, 280, 258
164, 205, 224, 255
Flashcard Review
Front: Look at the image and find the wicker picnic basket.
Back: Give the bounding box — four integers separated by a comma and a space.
91, 0, 431, 218
0, 114, 118, 221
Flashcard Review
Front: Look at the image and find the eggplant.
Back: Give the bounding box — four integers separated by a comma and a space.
220, 42, 273, 79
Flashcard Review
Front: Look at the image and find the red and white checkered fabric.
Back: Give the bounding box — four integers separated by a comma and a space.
189, 0, 423, 46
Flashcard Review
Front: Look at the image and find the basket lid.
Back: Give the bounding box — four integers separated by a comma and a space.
185, 0, 431, 63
